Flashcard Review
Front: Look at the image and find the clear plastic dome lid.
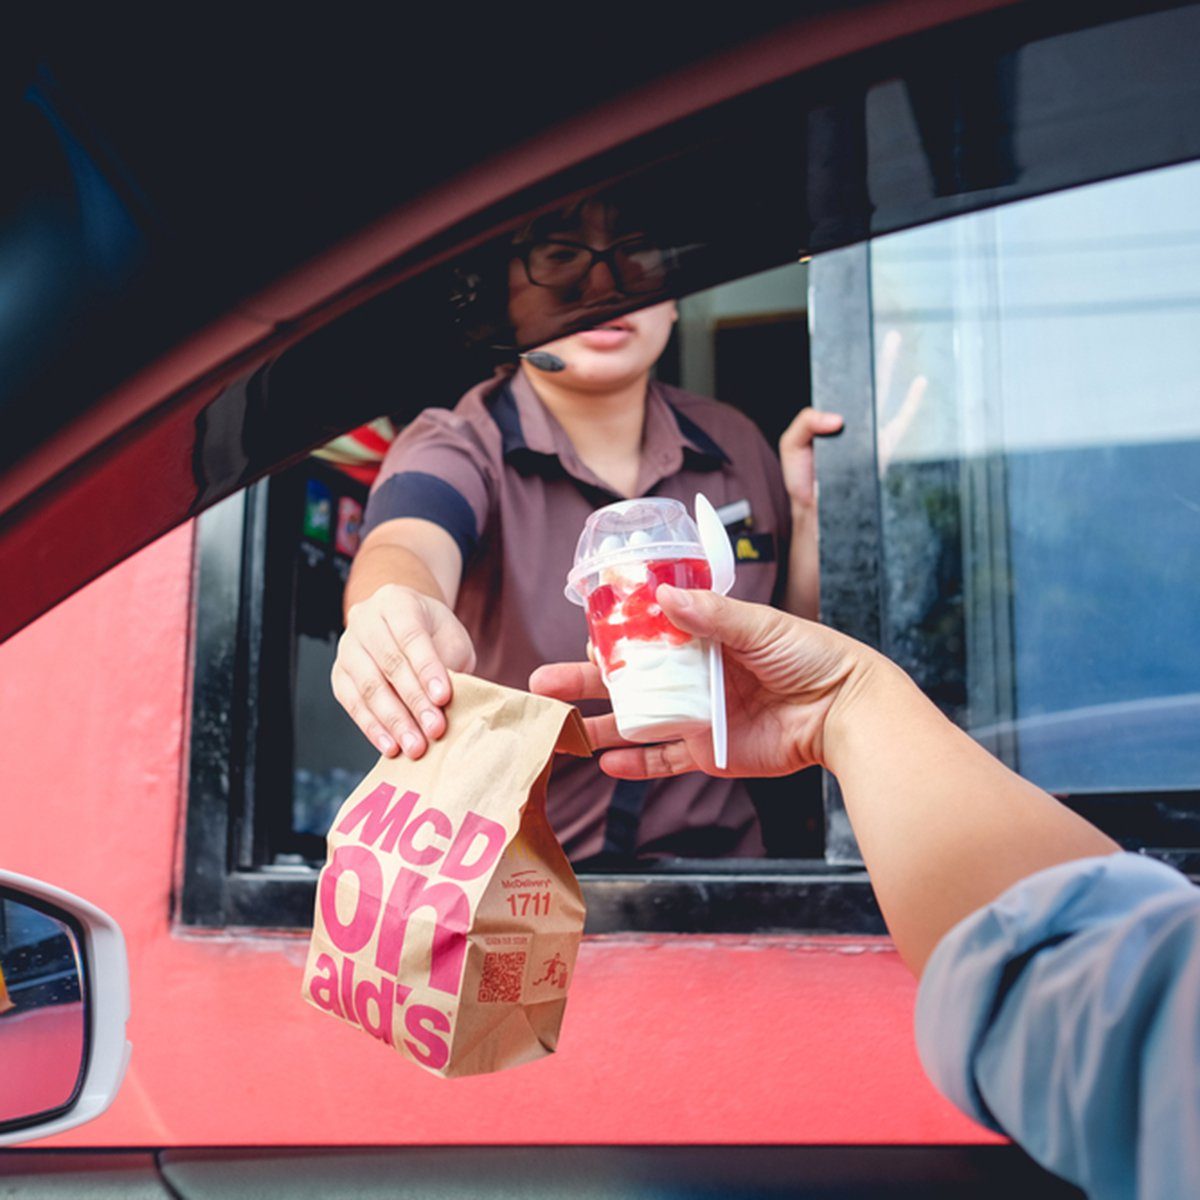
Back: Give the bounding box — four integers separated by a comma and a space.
564, 497, 706, 605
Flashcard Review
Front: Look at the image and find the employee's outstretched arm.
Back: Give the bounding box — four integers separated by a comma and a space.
531, 588, 1117, 975
335, 518, 475, 760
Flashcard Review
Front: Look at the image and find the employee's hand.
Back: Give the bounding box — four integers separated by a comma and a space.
778, 407, 844, 511
531, 585, 873, 780
332, 583, 476, 759
778, 407, 843, 620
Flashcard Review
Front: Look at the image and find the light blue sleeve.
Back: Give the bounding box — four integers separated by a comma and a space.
915, 852, 1200, 1200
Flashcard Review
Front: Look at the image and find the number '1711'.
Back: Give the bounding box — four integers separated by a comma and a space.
506, 892, 550, 917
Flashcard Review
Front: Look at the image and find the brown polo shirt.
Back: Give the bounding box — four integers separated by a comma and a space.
361, 367, 792, 863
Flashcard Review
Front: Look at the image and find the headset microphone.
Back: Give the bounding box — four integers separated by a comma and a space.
519, 350, 568, 372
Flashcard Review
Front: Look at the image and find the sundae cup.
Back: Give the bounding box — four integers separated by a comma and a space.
565, 498, 714, 743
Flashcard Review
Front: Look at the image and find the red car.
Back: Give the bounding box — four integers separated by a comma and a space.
2, 3, 1198, 1194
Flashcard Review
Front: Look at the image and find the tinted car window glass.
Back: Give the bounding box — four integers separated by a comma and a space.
870, 159, 1200, 792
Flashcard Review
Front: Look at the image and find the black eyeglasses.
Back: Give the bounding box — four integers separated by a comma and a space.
517, 237, 666, 295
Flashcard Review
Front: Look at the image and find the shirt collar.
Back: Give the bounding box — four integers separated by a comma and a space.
489, 369, 730, 497
665, 396, 733, 469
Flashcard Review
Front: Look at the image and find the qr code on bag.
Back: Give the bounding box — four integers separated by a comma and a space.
478, 951, 527, 1003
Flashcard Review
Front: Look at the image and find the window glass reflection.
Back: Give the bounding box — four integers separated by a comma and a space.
871, 160, 1200, 791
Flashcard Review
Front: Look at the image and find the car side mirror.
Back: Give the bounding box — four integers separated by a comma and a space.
0, 871, 130, 1146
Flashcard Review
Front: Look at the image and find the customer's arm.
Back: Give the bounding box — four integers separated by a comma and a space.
819, 650, 1118, 974
532, 587, 1116, 975
534, 590, 1200, 1196
915, 851, 1200, 1197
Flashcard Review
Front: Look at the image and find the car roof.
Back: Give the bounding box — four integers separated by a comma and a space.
5, 0, 1190, 641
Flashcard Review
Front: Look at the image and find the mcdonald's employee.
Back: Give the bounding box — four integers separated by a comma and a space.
331, 197, 842, 863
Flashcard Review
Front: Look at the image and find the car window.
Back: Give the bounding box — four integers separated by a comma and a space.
176, 2, 1200, 931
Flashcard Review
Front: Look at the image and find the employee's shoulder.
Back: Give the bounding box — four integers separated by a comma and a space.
396, 384, 504, 450
659, 383, 773, 452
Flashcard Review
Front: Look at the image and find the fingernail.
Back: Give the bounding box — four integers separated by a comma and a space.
378, 734, 398, 755
402, 733, 422, 756
428, 678, 449, 703
664, 585, 692, 609
420, 710, 439, 735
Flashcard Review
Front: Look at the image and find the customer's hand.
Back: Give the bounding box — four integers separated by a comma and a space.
531, 586, 872, 780
332, 584, 476, 759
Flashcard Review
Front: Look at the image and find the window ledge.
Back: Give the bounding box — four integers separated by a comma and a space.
197, 864, 885, 935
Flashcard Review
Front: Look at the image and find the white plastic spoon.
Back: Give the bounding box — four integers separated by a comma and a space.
694, 494, 735, 769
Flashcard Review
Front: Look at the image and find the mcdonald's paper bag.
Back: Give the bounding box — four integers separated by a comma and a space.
302, 673, 591, 1077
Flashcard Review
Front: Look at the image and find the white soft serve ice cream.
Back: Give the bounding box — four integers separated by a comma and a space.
587, 550, 712, 743
602, 637, 711, 742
